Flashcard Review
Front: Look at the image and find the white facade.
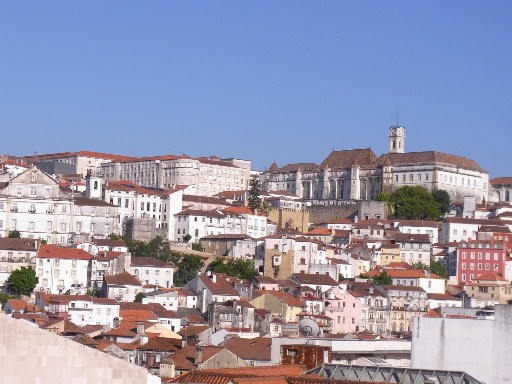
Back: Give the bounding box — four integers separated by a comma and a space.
101, 155, 251, 197
35, 245, 92, 294
104, 180, 184, 240
396, 220, 439, 245
262, 127, 489, 204
67, 297, 120, 327
175, 208, 268, 243
142, 290, 180, 311
130, 257, 175, 288
0, 167, 120, 245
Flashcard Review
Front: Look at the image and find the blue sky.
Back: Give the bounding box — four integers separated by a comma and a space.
1, 2, 511, 177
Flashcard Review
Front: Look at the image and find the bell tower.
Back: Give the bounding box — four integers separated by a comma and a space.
388, 126, 405, 154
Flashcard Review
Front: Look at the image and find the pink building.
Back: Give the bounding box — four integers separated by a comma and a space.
456, 239, 507, 284
323, 286, 362, 334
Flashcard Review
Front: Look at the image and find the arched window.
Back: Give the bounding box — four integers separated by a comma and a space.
506, 190, 510, 202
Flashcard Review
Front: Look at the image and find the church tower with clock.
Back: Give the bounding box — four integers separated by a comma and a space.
388, 126, 406, 154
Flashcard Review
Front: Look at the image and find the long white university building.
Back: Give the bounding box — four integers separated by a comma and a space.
262, 126, 489, 204
101, 155, 251, 197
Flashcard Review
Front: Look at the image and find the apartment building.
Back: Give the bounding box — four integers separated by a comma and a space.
0, 167, 120, 245
103, 180, 185, 240
101, 155, 251, 197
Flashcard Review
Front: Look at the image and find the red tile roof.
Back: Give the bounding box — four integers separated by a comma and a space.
221, 337, 272, 361
104, 271, 142, 286
37, 244, 93, 260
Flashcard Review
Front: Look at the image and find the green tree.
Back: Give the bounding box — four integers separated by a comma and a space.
391, 186, 441, 220
375, 192, 393, 218
8, 230, 21, 238
373, 271, 392, 285
172, 253, 204, 286
134, 292, 146, 303
183, 234, 192, 243
247, 176, 263, 211
207, 257, 259, 281
0, 293, 14, 306
411, 260, 447, 279
6, 267, 38, 296
191, 243, 203, 252
126, 235, 205, 286
411, 261, 430, 270
432, 189, 451, 216
429, 260, 448, 279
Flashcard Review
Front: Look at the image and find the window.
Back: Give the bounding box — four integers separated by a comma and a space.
117, 198, 121, 207
61, 223, 67, 232
76, 222, 82, 232
409, 174, 413, 182
30, 187, 36, 196
125, 199, 129, 208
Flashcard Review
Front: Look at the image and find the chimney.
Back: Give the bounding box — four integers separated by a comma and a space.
137, 322, 145, 336
194, 344, 203, 369
211, 274, 217, 283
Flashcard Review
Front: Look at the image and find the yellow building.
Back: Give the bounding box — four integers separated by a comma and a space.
250, 290, 303, 322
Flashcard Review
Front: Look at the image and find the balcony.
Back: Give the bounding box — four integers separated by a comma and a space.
10, 207, 18, 213
28, 209, 36, 214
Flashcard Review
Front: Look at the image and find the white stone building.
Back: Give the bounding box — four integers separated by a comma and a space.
262, 126, 489, 204
175, 206, 268, 243
103, 180, 185, 241
393, 233, 431, 266
0, 237, 39, 286
23, 150, 133, 177
396, 220, 439, 244
35, 244, 92, 294
0, 167, 121, 245
130, 257, 176, 289
101, 155, 251, 197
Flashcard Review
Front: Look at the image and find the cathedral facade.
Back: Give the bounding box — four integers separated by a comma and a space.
262, 127, 489, 204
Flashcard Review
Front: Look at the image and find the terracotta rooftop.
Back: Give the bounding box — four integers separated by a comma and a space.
0, 238, 38, 251
104, 271, 142, 286
131, 256, 175, 268
221, 337, 273, 361
291, 273, 339, 286
490, 177, 512, 186
252, 289, 303, 307
37, 244, 93, 260
167, 345, 224, 370
321, 148, 378, 170
377, 151, 486, 173
198, 274, 240, 296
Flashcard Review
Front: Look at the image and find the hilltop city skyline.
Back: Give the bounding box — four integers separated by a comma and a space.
1, 2, 512, 176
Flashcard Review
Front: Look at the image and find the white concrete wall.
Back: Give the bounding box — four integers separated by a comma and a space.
411, 305, 512, 383
0, 314, 160, 384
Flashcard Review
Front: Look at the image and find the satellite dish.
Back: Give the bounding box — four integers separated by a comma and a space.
298, 318, 320, 337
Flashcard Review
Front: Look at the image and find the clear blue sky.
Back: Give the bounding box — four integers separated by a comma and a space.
1, 2, 511, 177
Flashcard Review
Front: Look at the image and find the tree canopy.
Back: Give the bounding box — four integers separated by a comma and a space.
7, 267, 38, 296
207, 257, 259, 281
123, 235, 204, 286
432, 189, 451, 216
247, 176, 263, 211
372, 271, 393, 285
376, 187, 451, 220
8, 230, 21, 238
412, 260, 448, 279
